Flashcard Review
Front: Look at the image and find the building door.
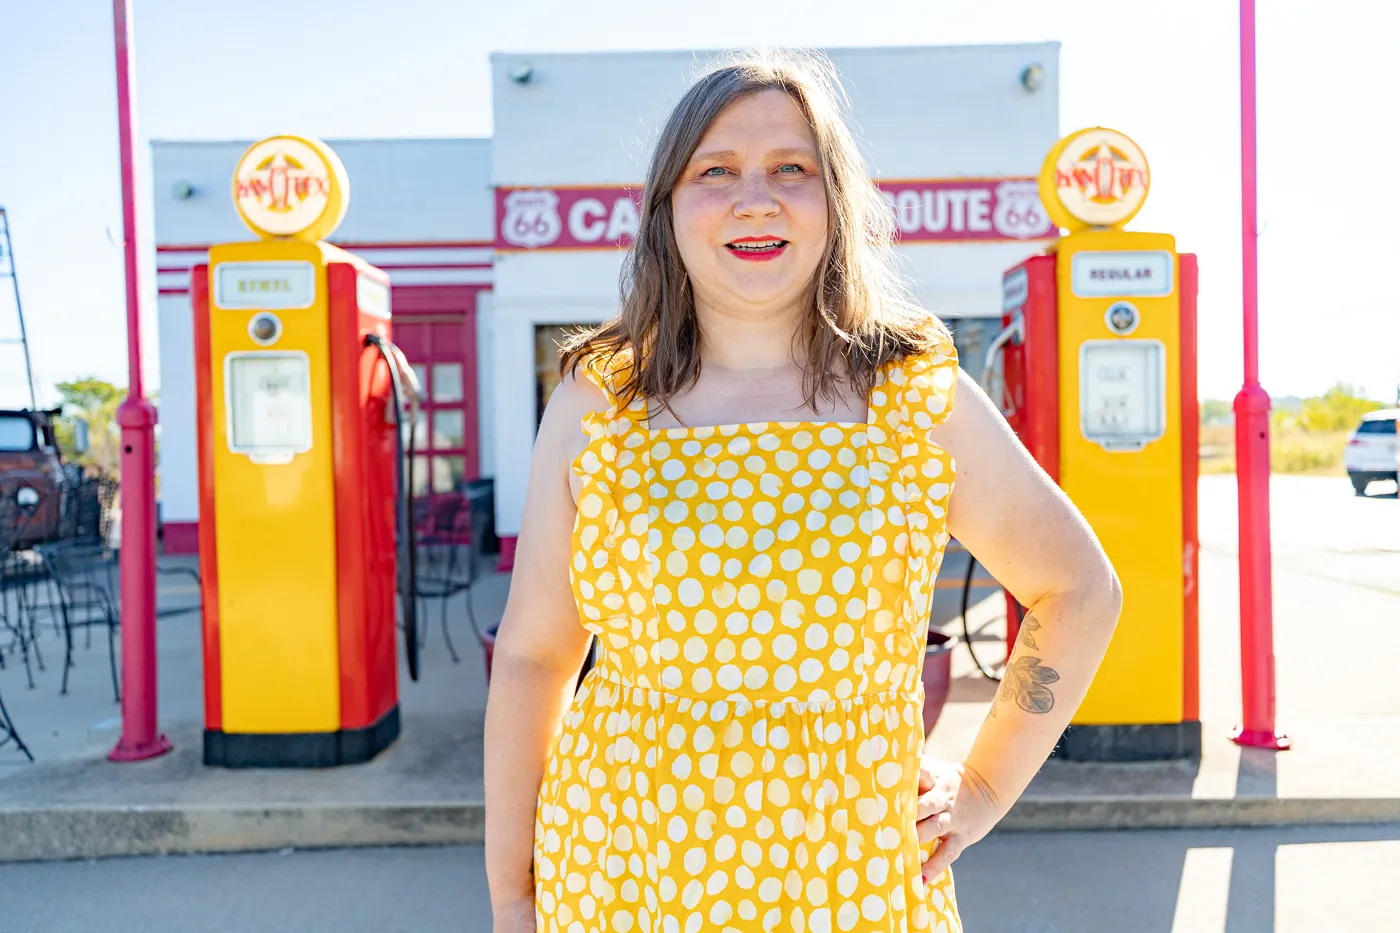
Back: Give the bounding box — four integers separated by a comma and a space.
390, 285, 483, 496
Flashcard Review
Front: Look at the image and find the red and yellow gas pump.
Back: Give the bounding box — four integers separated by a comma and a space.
990, 128, 1200, 760
192, 135, 421, 768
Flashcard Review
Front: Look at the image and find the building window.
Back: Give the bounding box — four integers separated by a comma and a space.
535, 324, 590, 428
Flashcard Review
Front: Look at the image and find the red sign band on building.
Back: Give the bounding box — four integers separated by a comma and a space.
495, 178, 1055, 250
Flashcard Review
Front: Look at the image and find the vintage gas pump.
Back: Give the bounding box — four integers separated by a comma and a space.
990, 128, 1200, 760
191, 136, 421, 768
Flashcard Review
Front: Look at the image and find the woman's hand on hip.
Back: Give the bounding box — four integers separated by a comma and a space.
915, 756, 1002, 878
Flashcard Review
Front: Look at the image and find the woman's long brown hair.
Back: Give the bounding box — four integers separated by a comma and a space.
559, 48, 947, 417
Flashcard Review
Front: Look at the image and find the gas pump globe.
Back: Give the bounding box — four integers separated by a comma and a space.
991, 127, 1201, 761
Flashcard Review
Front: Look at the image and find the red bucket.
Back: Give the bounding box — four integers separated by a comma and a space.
921, 629, 955, 737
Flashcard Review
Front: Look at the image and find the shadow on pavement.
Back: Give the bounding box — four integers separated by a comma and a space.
955, 823, 1400, 933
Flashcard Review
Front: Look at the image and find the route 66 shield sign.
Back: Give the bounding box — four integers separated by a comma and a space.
992, 180, 1053, 240
501, 189, 563, 249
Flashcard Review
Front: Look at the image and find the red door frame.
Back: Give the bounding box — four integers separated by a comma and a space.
391, 285, 484, 486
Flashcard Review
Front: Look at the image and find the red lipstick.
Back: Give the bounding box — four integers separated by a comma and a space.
726, 236, 788, 262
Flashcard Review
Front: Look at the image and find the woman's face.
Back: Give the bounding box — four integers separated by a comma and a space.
671, 89, 829, 321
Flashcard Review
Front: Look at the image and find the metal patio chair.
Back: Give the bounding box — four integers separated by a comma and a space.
0, 676, 32, 762
35, 540, 120, 701
0, 498, 55, 690
412, 493, 473, 665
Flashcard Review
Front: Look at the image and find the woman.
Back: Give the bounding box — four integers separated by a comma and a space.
484, 49, 1121, 933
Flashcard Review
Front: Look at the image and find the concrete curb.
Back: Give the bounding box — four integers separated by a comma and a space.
3, 796, 1400, 863
999, 796, 1400, 832
0, 803, 484, 864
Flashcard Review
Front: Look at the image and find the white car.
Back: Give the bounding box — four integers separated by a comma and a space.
1345, 408, 1398, 496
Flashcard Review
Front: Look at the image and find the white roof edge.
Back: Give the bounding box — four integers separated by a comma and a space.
490, 42, 1060, 65
150, 137, 489, 148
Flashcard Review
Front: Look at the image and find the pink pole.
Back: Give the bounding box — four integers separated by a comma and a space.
1230, 0, 1289, 751
109, 0, 171, 762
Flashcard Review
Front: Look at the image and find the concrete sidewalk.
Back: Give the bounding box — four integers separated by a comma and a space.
2, 476, 1398, 863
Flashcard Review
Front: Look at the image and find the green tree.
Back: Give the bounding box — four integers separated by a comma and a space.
52, 378, 126, 476
1296, 384, 1386, 434
1200, 399, 1232, 425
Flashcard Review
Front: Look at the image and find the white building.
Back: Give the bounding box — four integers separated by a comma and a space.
152, 44, 1060, 564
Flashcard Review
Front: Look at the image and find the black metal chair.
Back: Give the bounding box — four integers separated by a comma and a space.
413, 493, 474, 665
0, 675, 32, 762
34, 539, 121, 702
0, 498, 53, 690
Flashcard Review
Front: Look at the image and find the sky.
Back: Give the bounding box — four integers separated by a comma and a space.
0, 0, 1397, 410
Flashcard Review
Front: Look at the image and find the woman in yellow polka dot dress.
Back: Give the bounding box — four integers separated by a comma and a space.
485, 50, 1123, 933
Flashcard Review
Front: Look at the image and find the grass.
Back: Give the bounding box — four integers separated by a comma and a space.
1198, 424, 1351, 476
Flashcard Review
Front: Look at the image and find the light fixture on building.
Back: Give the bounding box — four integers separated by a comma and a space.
507, 63, 535, 85
172, 181, 196, 200
1020, 64, 1045, 92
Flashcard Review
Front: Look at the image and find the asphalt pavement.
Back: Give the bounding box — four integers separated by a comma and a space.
6, 824, 1400, 933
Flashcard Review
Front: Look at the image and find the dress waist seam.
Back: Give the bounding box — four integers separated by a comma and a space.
580, 668, 922, 712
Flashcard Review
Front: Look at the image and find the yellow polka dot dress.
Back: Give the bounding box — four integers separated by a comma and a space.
535, 339, 962, 933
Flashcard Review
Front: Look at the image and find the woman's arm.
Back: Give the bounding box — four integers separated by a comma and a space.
483, 372, 605, 916
920, 367, 1123, 870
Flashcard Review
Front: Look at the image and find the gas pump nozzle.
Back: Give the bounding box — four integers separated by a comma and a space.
366, 333, 422, 682
981, 312, 1025, 418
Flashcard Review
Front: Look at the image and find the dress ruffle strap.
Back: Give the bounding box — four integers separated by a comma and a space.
569, 348, 651, 648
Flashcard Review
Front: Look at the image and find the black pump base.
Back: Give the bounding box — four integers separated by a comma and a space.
204, 705, 400, 768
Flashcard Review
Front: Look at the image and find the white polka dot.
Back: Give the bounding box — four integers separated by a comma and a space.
678, 579, 703, 607
797, 569, 822, 594
752, 501, 776, 525
772, 634, 797, 661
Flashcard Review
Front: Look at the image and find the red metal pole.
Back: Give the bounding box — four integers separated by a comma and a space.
1230, 0, 1289, 751
109, 0, 171, 762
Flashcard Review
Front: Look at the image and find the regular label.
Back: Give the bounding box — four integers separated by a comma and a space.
1071, 250, 1173, 298
214, 261, 316, 310
1002, 267, 1029, 312
357, 275, 391, 319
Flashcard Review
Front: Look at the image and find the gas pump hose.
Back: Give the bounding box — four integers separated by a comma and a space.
366, 334, 422, 682
957, 552, 1026, 683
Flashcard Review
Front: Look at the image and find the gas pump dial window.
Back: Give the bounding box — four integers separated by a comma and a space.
225, 351, 313, 464
1079, 339, 1166, 451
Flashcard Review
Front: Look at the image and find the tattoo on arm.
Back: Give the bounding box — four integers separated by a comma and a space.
989, 612, 1060, 716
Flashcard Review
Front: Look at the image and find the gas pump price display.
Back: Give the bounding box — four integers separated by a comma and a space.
1079, 339, 1166, 451
225, 351, 313, 464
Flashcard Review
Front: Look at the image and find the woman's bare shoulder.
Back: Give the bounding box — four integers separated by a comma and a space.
534, 366, 612, 464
